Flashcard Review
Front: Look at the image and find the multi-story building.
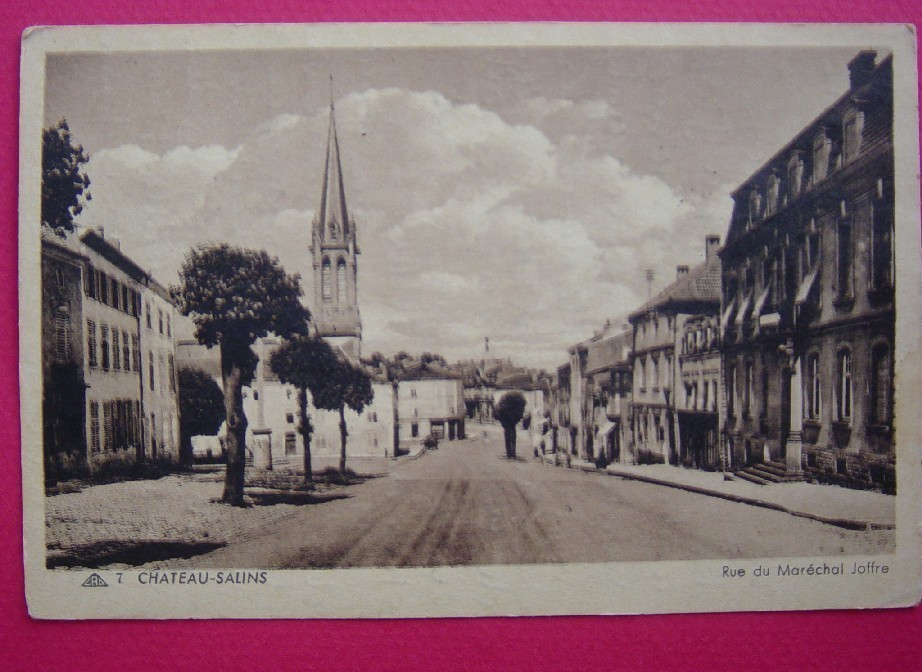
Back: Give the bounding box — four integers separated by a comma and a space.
629, 236, 722, 465
41, 227, 182, 479
41, 233, 87, 479
138, 278, 180, 462
583, 327, 633, 466
397, 373, 466, 447
78, 230, 151, 471
676, 314, 723, 469
719, 51, 895, 492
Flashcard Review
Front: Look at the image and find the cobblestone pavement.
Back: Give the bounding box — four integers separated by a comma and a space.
45, 470, 343, 569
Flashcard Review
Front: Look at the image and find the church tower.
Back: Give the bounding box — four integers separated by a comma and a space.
310, 84, 362, 361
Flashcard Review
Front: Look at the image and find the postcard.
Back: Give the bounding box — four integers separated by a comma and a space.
20, 22, 921, 618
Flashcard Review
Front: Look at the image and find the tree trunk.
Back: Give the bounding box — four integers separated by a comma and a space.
299, 386, 312, 483
220, 348, 248, 506
179, 431, 194, 467
338, 404, 348, 477
504, 424, 517, 459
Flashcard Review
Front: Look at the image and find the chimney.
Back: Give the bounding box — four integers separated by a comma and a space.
705, 234, 720, 262
676, 265, 689, 279
848, 50, 877, 90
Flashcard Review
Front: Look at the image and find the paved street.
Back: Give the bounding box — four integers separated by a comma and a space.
149, 422, 892, 570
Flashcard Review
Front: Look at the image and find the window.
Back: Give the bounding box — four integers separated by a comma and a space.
87, 320, 98, 367
110, 278, 120, 310
149, 351, 155, 391
103, 402, 113, 451
111, 327, 121, 370
321, 258, 332, 302
53, 306, 70, 361
411, 423, 419, 438
710, 380, 718, 412
766, 174, 779, 216
146, 302, 152, 329
805, 354, 821, 420
836, 349, 852, 422
98, 272, 109, 305
748, 190, 761, 226
89, 401, 100, 453
285, 432, 297, 456
871, 195, 894, 290
84, 265, 96, 298
286, 413, 294, 424
813, 132, 830, 183
253, 390, 259, 401
166, 315, 172, 338
168, 354, 175, 392
410, 388, 417, 399
652, 357, 659, 389
122, 285, 129, 314
638, 360, 646, 391
787, 154, 803, 199
158, 309, 164, 335
100, 325, 110, 370
869, 343, 892, 426
159, 354, 166, 393
837, 215, 854, 300
132, 335, 140, 372
123, 332, 130, 373
842, 109, 863, 163
337, 259, 347, 303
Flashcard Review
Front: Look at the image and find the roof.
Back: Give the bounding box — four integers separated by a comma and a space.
629, 256, 721, 321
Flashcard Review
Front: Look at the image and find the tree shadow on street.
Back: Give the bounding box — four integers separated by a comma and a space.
47, 539, 226, 569
245, 490, 353, 507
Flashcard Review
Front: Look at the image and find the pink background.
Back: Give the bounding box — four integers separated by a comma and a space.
2, 2, 920, 670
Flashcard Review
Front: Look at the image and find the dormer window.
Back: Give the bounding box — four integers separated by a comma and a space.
813, 132, 830, 183
787, 153, 803, 199
748, 190, 762, 227
842, 108, 864, 164
766, 174, 779, 216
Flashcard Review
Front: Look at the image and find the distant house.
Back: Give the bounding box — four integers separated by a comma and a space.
398, 364, 465, 446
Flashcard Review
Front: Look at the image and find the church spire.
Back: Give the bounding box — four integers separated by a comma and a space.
310, 76, 362, 360
317, 76, 350, 244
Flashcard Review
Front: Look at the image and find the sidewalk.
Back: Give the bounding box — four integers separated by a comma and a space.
538, 454, 895, 530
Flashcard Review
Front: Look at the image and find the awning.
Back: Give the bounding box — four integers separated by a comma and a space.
734, 290, 753, 325
752, 284, 771, 317
596, 421, 618, 438
795, 266, 819, 306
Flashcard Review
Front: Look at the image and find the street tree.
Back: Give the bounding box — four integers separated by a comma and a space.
268, 335, 340, 483
177, 367, 226, 465
494, 391, 527, 459
311, 356, 374, 476
172, 244, 309, 505
42, 120, 91, 236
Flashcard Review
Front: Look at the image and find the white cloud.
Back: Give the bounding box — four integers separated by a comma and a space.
77, 87, 728, 368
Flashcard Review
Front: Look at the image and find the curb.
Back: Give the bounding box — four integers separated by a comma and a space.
537, 454, 893, 531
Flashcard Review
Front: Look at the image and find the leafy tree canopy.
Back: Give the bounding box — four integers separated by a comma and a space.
171, 244, 310, 350
178, 367, 226, 437
42, 120, 91, 236
269, 335, 339, 392
312, 356, 375, 415
494, 391, 527, 429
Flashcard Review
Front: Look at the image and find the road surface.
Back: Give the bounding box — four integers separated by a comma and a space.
170, 423, 893, 569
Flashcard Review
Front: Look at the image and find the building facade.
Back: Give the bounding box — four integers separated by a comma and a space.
719, 52, 895, 492
398, 376, 466, 447
41, 228, 182, 479
629, 237, 722, 466
676, 314, 723, 470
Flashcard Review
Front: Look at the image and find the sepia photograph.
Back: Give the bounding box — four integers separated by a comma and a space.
20, 22, 921, 618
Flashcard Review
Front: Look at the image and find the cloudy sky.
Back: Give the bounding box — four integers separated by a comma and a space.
43, 44, 863, 368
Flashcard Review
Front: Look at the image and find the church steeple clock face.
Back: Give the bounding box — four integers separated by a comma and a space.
310, 82, 362, 360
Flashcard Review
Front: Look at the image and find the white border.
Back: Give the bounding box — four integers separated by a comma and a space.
20, 22, 922, 619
